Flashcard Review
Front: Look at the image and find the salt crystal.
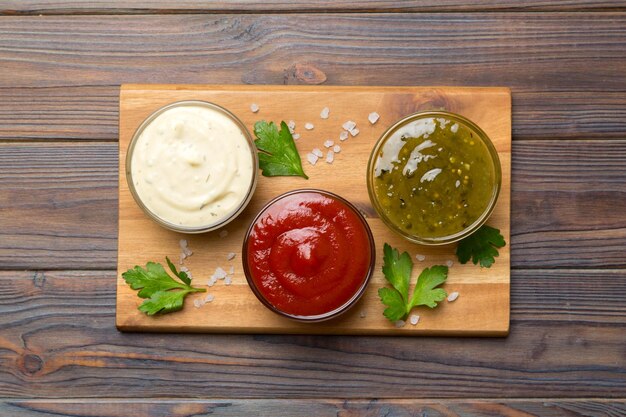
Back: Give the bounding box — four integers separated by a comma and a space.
447, 291, 459, 302
179, 253, 185, 265
205, 294, 215, 303
214, 267, 228, 280
179, 239, 188, 249
305, 122, 314, 130
349, 127, 359, 137
339, 131, 349, 141
229, 265, 235, 275
179, 239, 193, 257
409, 314, 420, 326
368, 112, 380, 124
250, 103, 259, 113
342, 120, 356, 131
219, 230, 228, 238
292, 133, 301, 140
224, 276, 232, 286
306, 153, 318, 165
394, 320, 406, 328
207, 276, 217, 287
455, 180, 461, 188
180, 266, 189, 272
193, 299, 203, 308
360, 310, 367, 318
324, 139, 334, 148
320, 107, 330, 119
451, 123, 459, 133
446, 260, 454, 268
325, 151, 334, 164
289, 127, 295, 134
415, 254, 426, 262
312, 148, 323, 158
227, 252, 236, 261
288, 120, 296, 130
333, 145, 341, 153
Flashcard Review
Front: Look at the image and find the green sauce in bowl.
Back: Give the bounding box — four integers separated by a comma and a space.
367, 111, 501, 245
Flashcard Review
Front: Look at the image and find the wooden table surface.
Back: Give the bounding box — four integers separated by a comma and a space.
0, 2, 624, 416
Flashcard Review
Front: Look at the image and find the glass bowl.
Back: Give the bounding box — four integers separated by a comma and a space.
242, 189, 376, 322
367, 111, 501, 245
126, 100, 258, 234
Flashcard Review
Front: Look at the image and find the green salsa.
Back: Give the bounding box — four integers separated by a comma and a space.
371, 115, 497, 240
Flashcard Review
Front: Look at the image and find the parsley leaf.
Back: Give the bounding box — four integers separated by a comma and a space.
122, 257, 206, 315
253, 120, 308, 179
378, 243, 448, 322
456, 225, 506, 268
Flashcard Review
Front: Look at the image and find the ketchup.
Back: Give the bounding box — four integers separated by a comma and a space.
244, 191, 374, 318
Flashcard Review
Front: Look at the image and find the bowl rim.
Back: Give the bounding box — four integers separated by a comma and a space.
366, 110, 502, 245
125, 100, 259, 234
241, 188, 376, 323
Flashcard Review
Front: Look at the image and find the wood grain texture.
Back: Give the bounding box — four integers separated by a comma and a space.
0, 270, 624, 398
1, 399, 625, 417
3, 88, 626, 141
2, 139, 625, 271
116, 85, 511, 335
2, 0, 625, 14
0, 14, 624, 92
0, 142, 118, 270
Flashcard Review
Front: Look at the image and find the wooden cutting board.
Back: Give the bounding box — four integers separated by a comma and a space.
117, 85, 511, 336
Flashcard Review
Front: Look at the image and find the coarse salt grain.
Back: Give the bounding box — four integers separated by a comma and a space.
368, 112, 380, 124
447, 291, 459, 302
214, 267, 228, 280
320, 107, 330, 119
326, 151, 334, 164
292, 133, 301, 140
227, 252, 236, 261
207, 276, 217, 287
415, 254, 426, 261
219, 230, 228, 238
306, 153, 318, 165
339, 131, 349, 141
451, 123, 459, 133
409, 314, 420, 326
305, 122, 314, 130
250, 103, 259, 113
193, 298, 203, 308
324, 139, 334, 148
288, 120, 296, 130
342, 120, 356, 131
333, 145, 341, 153
394, 320, 406, 328
312, 148, 323, 158
455, 180, 461, 188
224, 276, 232, 286
446, 260, 454, 268
349, 127, 359, 137
360, 310, 367, 318
205, 294, 215, 303
229, 265, 234, 275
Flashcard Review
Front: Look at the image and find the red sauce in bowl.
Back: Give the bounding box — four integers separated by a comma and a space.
243, 190, 375, 321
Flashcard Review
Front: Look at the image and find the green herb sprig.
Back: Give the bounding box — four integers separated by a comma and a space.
122, 257, 206, 315
456, 225, 506, 268
378, 243, 448, 322
253, 120, 308, 179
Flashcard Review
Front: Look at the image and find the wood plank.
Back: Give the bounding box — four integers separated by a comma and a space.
1, 399, 625, 417
0, 142, 118, 270
3, 88, 626, 141
116, 85, 511, 336
1, 139, 625, 271
0, 270, 623, 398
2, 0, 625, 14
0, 14, 624, 92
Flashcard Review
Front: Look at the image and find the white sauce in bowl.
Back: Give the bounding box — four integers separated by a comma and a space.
128, 102, 256, 231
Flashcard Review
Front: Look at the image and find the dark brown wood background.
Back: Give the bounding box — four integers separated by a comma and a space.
0, 2, 625, 416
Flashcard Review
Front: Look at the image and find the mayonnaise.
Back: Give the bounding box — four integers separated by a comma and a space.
128, 102, 256, 231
